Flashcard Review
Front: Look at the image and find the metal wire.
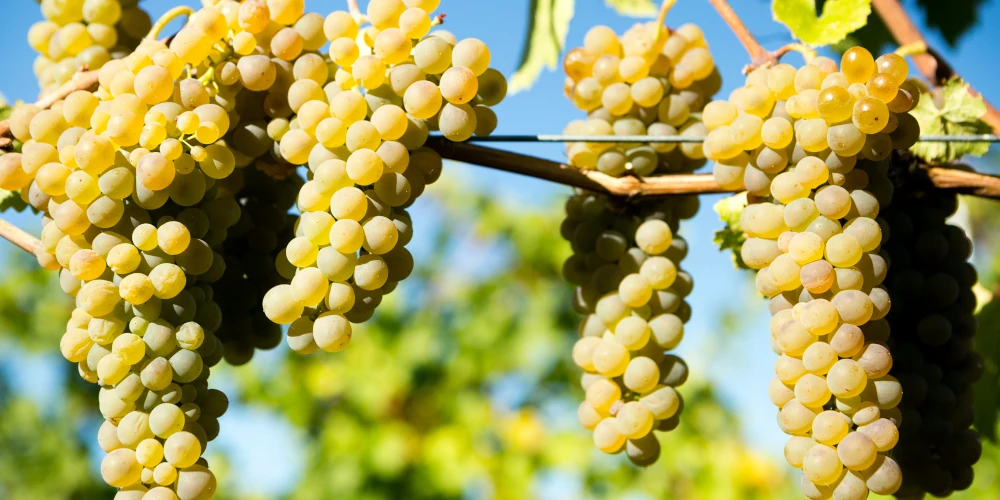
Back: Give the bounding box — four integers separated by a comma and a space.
459, 134, 1000, 144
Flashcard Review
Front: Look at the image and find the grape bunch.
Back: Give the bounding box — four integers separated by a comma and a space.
29, 0, 153, 92
562, 192, 698, 465
0, 3, 288, 497
879, 187, 983, 498
709, 47, 922, 499
561, 22, 720, 176
258, 0, 508, 355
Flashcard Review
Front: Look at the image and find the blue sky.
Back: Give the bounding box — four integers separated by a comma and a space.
1, 0, 999, 496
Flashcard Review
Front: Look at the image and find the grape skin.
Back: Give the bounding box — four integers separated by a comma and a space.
561, 186, 696, 466
702, 46, 915, 497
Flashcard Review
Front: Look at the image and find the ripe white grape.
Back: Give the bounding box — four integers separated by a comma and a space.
811, 410, 849, 445
778, 400, 819, 435
837, 431, 877, 471
802, 444, 843, 486
101, 449, 142, 488
593, 417, 626, 453
616, 401, 654, 439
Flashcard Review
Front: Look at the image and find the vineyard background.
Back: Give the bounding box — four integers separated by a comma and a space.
2, 0, 1000, 498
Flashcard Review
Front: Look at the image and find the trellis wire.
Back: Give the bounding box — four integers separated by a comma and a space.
458, 134, 1000, 144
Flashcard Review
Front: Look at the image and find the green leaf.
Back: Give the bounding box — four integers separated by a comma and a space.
772, 0, 872, 46
509, 0, 575, 94
974, 295, 1000, 442
605, 0, 657, 17
0, 188, 28, 213
835, 9, 894, 54
909, 78, 992, 162
916, 0, 987, 47
941, 79, 987, 123
713, 192, 749, 269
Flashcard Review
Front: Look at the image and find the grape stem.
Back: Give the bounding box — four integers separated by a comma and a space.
2, 143, 1000, 257
430, 14, 447, 27
426, 139, 1000, 200
771, 43, 817, 64
0, 217, 41, 255
870, 0, 1000, 135
705, 0, 770, 71
147, 6, 195, 41
894, 41, 927, 58
706, 0, 815, 72
346, 0, 367, 24
654, 0, 677, 44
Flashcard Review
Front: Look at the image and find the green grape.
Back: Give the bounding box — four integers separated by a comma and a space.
572, 77, 604, 111
704, 126, 742, 161
816, 86, 853, 123
399, 7, 431, 39
451, 38, 491, 76
783, 436, 816, 468
330, 186, 367, 221
803, 444, 843, 486
729, 113, 763, 150
615, 401, 654, 439
346, 149, 384, 185
811, 410, 848, 445
599, 83, 631, 116
794, 118, 829, 152
312, 313, 352, 352
778, 400, 819, 435
413, 36, 453, 75
439, 66, 479, 105
163, 431, 201, 468
477, 68, 508, 107
148, 263, 186, 299
403, 80, 442, 119
852, 97, 889, 134
767, 64, 797, 99
354, 254, 388, 290
701, 100, 736, 130
841, 47, 874, 84
438, 103, 477, 142
361, 215, 399, 254
583, 25, 620, 57
591, 54, 621, 86
593, 417, 626, 453
101, 448, 142, 488
761, 117, 793, 149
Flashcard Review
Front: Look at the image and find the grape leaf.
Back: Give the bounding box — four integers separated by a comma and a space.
0, 191, 28, 213
713, 192, 748, 269
916, 0, 987, 47
772, 0, 872, 46
836, 9, 894, 54
605, 0, 657, 17
509, 0, 575, 94
909, 78, 992, 162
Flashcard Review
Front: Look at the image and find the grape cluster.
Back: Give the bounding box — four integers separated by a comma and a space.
258, 0, 508, 355
562, 193, 697, 465
0, 4, 282, 497
561, 22, 719, 176
29, 0, 152, 92
710, 47, 922, 499
879, 188, 983, 498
